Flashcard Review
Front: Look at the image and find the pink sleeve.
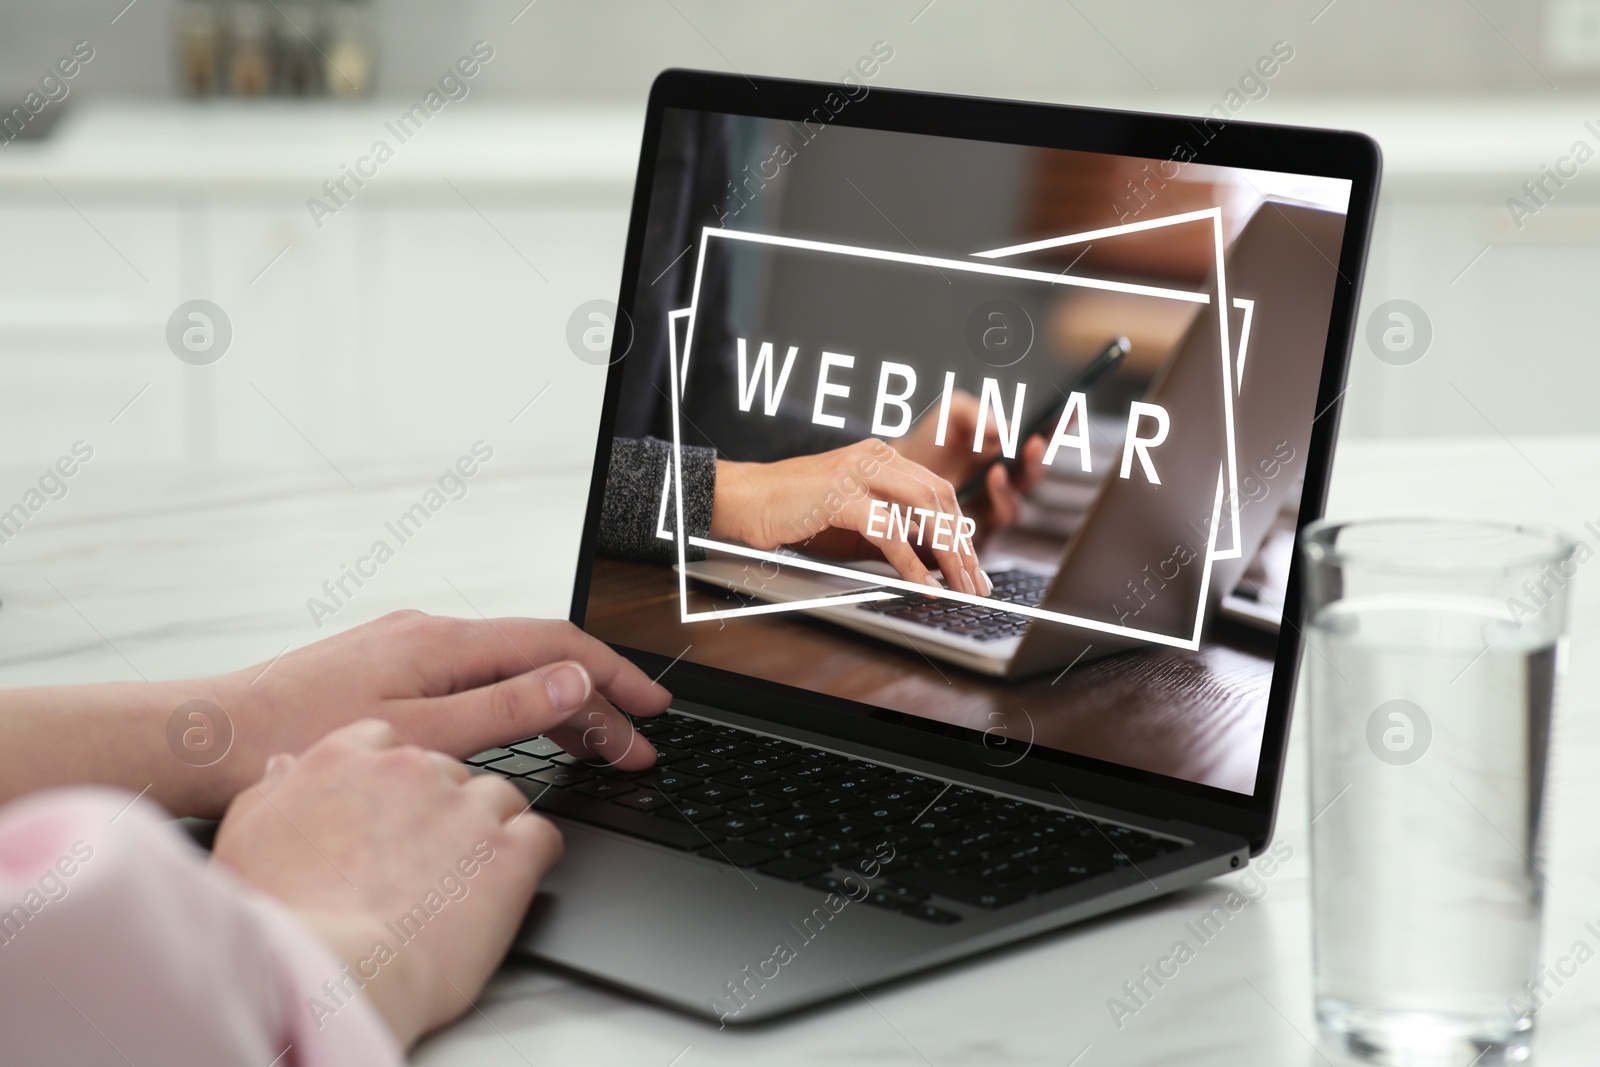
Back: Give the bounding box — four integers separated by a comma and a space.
0, 788, 402, 1067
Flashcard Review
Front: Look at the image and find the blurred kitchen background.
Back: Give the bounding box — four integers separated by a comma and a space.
0, 0, 1595, 676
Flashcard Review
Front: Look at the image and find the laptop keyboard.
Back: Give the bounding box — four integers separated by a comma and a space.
859, 567, 1050, 642
469, 710, 1185, 923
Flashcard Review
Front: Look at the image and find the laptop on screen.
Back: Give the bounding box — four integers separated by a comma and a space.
471, 69, 1379, 1023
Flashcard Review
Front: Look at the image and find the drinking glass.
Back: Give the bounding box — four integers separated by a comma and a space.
1301, 518, 1576, 1065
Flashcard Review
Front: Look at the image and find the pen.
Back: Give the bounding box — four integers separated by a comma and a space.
955, 335, 1129, 504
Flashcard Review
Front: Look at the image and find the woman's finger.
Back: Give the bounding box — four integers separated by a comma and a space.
545, 694, 658, 771
429, 750, 473, 783
463, 772, 530, 821
390, 660, 594, 760
323, 718, 402, 750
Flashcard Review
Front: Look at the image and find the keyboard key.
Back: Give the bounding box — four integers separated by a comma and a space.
526, 765, 594, 788
755, 780, 822, 801
1001, 842, 1064, 866
466, 747, 512, 765
871, 787, 935, 807
904, 904, 962, 924
813, 790, 867, 813
702, 741, 757, 760
896, 867, 1025, 909
704, 814, 767, 837
683, 782, 744, 805
509, 737, 565, 758
643, 770, 701, 793
1013, 857, 1112, 895
973, 808, 1030, 830
906, 816, 964, 839
874, 883, 930, 905
805, 875, 869, 898
658, 800, 724, 824
680, 757, 733, 778
862, 890, 910, 911
854, 803, 914, 825
925, 798, 981, 819
570, 779, 637, 800
756, 856, 831, 882
702, 840, 781, 868
613, 790, 671, 813
825, 820, 883, 842
518, 786, 716, 851
942, 828, 1014, 853
743, 752, 802, 772
916, 846, 981, 871
795, 838, 862, 865
658, 730, 708, 749
748, 827, 815, 850
960, 859, 1031, 883
726, 794, 787, 817
713, 767, 778, 789
786, 761, 842, 782
484, 754, 551, 777
829, 771, 889, 794
769, 807, 835, 831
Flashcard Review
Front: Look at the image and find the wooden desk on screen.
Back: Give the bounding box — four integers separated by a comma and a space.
585, 556, 1272, 794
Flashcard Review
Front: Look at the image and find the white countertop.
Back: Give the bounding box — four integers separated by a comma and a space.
3, 436, 1599, 1065
2, 95, 1597, 198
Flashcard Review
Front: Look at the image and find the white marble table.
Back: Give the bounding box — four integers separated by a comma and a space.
3, 436, 1599, 1066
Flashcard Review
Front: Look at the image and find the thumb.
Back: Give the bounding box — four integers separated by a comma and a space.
389, 660, 593, 758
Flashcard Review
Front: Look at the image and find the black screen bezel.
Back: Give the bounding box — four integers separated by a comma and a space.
568, 68, 1381, 854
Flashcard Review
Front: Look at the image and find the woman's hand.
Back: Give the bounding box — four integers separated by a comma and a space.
0, 612, 672, 821
895, 388, 1049, 532
213, 613, 671, 805
213, 719, 558, 1049
711, 438, 990, 596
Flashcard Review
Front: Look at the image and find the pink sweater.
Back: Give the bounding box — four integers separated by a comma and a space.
0, 788, 402, 1066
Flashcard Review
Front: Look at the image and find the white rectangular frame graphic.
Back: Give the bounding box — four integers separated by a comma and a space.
666, 213, 1241, 650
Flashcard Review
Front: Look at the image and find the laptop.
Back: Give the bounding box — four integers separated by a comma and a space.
678, 198, 1346, 677
472, 70, 1378, 1023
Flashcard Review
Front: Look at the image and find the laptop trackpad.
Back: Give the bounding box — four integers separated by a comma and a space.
515, 819, 939, 1020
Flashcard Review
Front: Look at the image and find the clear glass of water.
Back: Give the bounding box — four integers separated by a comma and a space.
1301, 518, 1577, 1066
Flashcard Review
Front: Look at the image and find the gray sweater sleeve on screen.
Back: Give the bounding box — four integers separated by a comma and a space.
598, 436, 716, 565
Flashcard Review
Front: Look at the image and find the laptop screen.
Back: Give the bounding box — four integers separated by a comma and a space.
580, 93, 1355, 799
